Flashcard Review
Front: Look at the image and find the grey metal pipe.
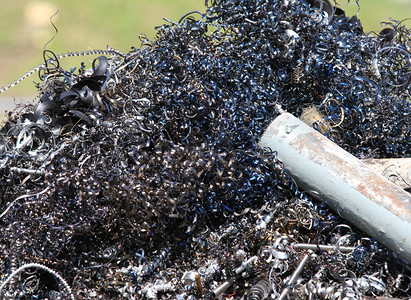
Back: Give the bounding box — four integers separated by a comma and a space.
260, 112, 411, 263
212, 278, 235, 298
292, 243, 356, 253
278, 253, 310, 300
212, 256, 258, 297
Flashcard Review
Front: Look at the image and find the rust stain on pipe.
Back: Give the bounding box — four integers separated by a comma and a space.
363, 158, 411, 190
260, 112, 411, 262
290, 131, 411, 222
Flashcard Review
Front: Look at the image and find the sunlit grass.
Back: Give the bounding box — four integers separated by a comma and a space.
0, 0, 410, 97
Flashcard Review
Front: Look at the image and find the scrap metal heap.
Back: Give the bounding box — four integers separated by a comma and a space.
1, 0, 411, 298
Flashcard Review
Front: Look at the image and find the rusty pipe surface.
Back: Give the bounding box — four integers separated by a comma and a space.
362, 158, 411, 190
259, 112, 411, 263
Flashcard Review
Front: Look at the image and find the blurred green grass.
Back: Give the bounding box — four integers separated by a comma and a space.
0, 0, 205, 98
0, 0, 410, 98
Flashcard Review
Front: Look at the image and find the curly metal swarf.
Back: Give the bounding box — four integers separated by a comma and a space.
0, 47, 125, 94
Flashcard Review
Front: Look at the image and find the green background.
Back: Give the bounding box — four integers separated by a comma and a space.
0, 0, 410, 99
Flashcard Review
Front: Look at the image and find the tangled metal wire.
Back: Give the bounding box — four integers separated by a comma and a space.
1, 0, 411, 298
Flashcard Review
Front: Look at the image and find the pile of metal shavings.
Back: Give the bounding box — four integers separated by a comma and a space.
1, 0, 411, 299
